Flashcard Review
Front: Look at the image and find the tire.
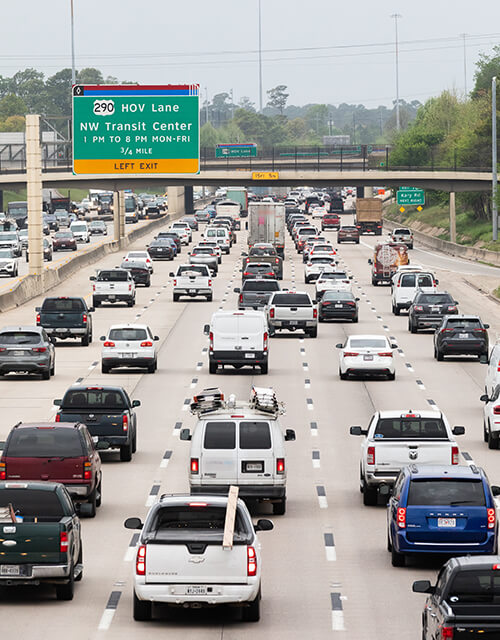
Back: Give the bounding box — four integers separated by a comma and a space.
50, 361, 55, 376
133, 591, 152, 621
387, 534, 392, 552
242, 589, 261, 622
410, 320, 417, 334
273, 499, 286, 515
93, 299, 100, 308
120, 442, 133, 462
132, 430, 137, 454
352, 315, 358, 323
362, 481, 377, 506
101, 364, 110, 374
391, 546, 405, 567
387, 371, 396, 381
319, 316, 324, 323
75, 546, 83, 581
86, 488, 97, 518
42, 367, 50, 380
173, 293, 179, 302
56, 563, 75, 601
206, 293, 213, 302
145, 280, 151, 288
96, 477, 102, 508
147, 362, 155, 374
436, 349, 444, 362
260, 362, 268, 374
484, 421, 489, 443
209, 361, 217, 374
304, 277, 309, 284
394, 306, 400, 316
339, 368, 348, 381
488, 425, 499, 450
127, 299, 135, 307
308, 328, 318, 338
81, 334, 89, 346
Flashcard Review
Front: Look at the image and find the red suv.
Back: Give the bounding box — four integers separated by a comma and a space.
0, 422, 102, 517
322, 214, 340, 231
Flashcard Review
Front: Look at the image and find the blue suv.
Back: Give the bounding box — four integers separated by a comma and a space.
387, 465, 500, 567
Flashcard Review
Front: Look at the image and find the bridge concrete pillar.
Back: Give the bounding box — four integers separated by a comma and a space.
167, 186, 185, 218
26, 114, 44, 276
449, 191, 456, 243
184, 186, 194, 215
0, 190, 3, 212
113, 192, 120, 242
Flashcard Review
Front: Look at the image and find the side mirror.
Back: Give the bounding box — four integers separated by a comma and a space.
412, 580, 434, 594
391, 343, 398, 349
203, 324, 210, 335
480, 394, 489, 402
100, 336, 106, 341
241, 252, 248, 257
284, 429, 296, 441
53, 399, 61, 406
234, 287, 241, 293
452, 426, 465, 436
78, 502, 96, 518
124, 517, 143, 530
35, 306, 41, 312
255, 518, 274, 531
132, 400, 141, 408
312, 299, 317, 305
355, 297, 360, 301
492, 485, 500, 497
349, 426, 366, 436
96, 441, 109, 450
180, 428, 192, 441
367, 259, 373, 265
89, 276, 96, 281
454, 300, 459, 305
88, 307, 95, 313
154, 336, 159, 341
335, 343, 343, 349
484, 324, 490, 329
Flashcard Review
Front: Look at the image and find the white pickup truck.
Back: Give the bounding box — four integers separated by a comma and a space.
170, 264, 213, 302
266, 291, 318, 338
350, 410, 465, 505
124, 493, 273, 622
90, 268, 136, 307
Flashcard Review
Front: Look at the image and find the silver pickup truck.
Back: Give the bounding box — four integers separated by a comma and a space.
266, 291, 318, 338
90, 269, 136, 307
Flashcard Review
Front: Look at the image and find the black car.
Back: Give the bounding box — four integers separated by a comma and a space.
120, 260, 151, 287
43, 214, 59, 231
408, 291, 458, 333
234, 278, 281, 310
319, 291, 359, 322
156, 232, 181, 253
434, 315, 489, 360
242, 262, 276, 281
181, 216, 199, 231
147, 238, 175, 260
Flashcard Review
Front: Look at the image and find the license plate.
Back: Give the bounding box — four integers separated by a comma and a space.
438, 518, 456, 528
189, 289, 197, 294
363, 355, 374, 361
245, 462, 264, 472
11, 350, 27, 357
157, 249, 163, 252
245, 353, 255, 359
459, 333, 468, 339
119, 352, 136, 358
430, 307, 440, 313
186, 585, 207, 596
335, 304, 343, 308
0, 565, 20, 576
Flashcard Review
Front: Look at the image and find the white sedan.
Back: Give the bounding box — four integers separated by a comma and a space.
304, 256, 337, 283
336, 334, 397, 380
101, 324, 159, 374
123, 251, 154, 273
310, 207, 327, 219
481, 384, 500, 449
170, 226, 190, 245
315, 270, 352, 298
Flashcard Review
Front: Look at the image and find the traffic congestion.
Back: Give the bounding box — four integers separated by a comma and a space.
0, 185, 499, 639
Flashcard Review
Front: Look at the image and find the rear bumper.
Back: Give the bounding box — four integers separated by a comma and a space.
174, 288, 211, 296
94, 434, 130, 448
93, 294, 134, 303
269, 320, 316, 330
0, 360, 49, 373
64, 483, 92, 498
439, 341, 486, 355
320, 309, 356, 319
44, 327, 87, 337
210, 351, 267, 365
191, 484, 285, 499
414, 315, 444, 328
394, 530, 496, 555
103, 356, 154, 368
0, 563, 71, 585
134, 581, 259, 605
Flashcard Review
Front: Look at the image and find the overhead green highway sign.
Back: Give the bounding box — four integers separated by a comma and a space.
397, 188, 425, 206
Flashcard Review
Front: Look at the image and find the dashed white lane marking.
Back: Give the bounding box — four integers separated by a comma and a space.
416, 379, 426, 390
98, 609, 116, 631
316, 486, 328, 509
324, 533, 336, 561
310, 421, 318, 437
304, 379, 311, 389
312, 451, 320, 468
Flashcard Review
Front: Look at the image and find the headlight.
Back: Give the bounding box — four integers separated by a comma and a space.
6, 262, 14, 270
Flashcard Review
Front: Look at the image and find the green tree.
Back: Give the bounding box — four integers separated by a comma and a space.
0, 93, 27, 118
238, 96, 255, 112
0, 115, 25, 132
473, 45, 500, 97
200, 122, 218, 148
45, 68, 73, 115
266, 85, 289, 115
77, 68, 104, 84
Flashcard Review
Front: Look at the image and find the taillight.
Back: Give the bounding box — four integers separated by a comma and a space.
55, 413, 61, 422
83, 459, 91, 480
208, 279, 212, 286
0, 462, 5, 480
263, 331, 268, 352
488, 508, 496, 529
128, 284, 132, 291
92, 284, 96, 291
313, 308, 317, 319
122, 414, 129, 432
239, 293, 243, 304
473, 328, 486, 333
32, 347, 47, 353
276, 458, 285, 474
246, 258, 250, 263
447, 306, 457, 312
209, 331, 214, 352
60, 531, 69, 553
82, 314, 87, 323
377, 352, 393, 357
440, 627, 454, 640
397, 507, 406, 529
493, 406, 500, 415
367, 446, 375, 465
344, 352, 359, 357
140, 341, 153, 347
451, 446, 459, 465
103, 341, 115, 347
269, 308, 275, 319
275, 258, 279, 264
247, 546, 257, 576
190, 458, 199, 474
414, 305, 423, 311
36, 313, 40, 324
136, 545, 146, 575
173, 279, 177, 286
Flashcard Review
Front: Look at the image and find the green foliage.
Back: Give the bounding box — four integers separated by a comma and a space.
266, 85, 289, 115
0, 94, 27, 119
200, 122, 218, 148
473, 45, 500, 97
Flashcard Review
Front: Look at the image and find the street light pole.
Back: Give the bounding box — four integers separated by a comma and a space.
391, 13, 402, 131
70, 0, 76, 86
460, 33, 468, 96
205, 86, 209, 125
258, 0, 263, 112
493, 76, 498, 242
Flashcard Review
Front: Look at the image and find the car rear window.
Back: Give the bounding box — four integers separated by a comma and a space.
149, 506, 249, 542
320, 272, 347, 279
249, 247, 277, 256
178, 265, 208, 275
445, 318, 482, 329
121, 261, 148, 271
272, 293, 311, 306
349, 338, 387, 348
109, 328, 147, 341
192, 248, 213, 255
6, 427, 84, 457
298, 228, 317, 236
311, 257, 334, 264
239, 422, 271, 449
97, 270, 128, 282
62, 389, 126, 409
0, 331, 40, 345
41, 298, 84, 312
247, 263, 272, 270
394, 229, 411, 235
204, 422, 235, 449
243, 281, 280, 291
323, 291, 354, 301
374, 418, 447, 439
400, 274, 416, 286
340, 226, 357, 231
0, 489, 65, 519
417, 294, 453, 304
408, 480, 486, 506
448, 571, 500, 602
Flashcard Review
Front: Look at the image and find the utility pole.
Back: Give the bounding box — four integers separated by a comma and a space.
493, 76, 498, 242
460, 33, 468, 96
70, 0, 76, 86
204, 86, 209, 125
258, 0, 263, 112
391, 13, 402, 131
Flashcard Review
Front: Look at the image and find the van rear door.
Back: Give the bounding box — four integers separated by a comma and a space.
199, 421, 238, 485
237, 315, 264, 353
237, 421, 275, 486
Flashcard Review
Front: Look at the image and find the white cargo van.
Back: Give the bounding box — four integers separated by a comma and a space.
204, 227, 230, 254
70, 221, 90, 243
204, 310, 269, 374
391, 271, 437, 314
485, 343, 500, 396
180, 386, 296, 514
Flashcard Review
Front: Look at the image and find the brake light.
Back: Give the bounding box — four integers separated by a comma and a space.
322, 301, 331, 306
451, 446, 459, 465
344, 352, 359, 357
397, 507, 406, 529
83, 459, 91, 480
313, 308, 317, 318
246, 258, 250, 263
103, 341, 115, 347
447, 306, 457, 312
263, 331, 268, 353
60, 531, 69, 553
82, 314, 87, 324
140, 341, 153, 347
486, 507, 496, 529
276, 458, 285, 474
269, 308, 275, 319
136, 545, 146, 575
92, 284, 95, 292
173, 279, 177, 286
243, 272, 251, 276
208, 279, 212, 287
128, 284, 132, 291
209, 331, 214, 352
0, 462, 5, 480
36, 313, 40, 324
55, 413, 61, 422
494, 407, 500, 415
275, 258, 279, 264
190, 458, 199, 474
32, 347, 47, 353
247, 546, 257, 576
346, 301, 356, 306
367, 446, 375, 465
414, 305, 423, 311
440, 627, 453, 639
239, 293, 243, 304
377, 352, 393, 357
473, 328, 486, 333
122, 414, 129, 432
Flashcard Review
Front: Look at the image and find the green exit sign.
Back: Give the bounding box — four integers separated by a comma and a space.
215, 143, 257, 158
397, 188, 425, 206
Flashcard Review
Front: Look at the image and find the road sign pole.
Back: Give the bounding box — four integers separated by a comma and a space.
26, 114, 43, 276
492, 76, 498, 242
449, 191, 456, 243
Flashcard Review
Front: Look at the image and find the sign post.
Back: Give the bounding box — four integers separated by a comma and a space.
72, 84, 199, 174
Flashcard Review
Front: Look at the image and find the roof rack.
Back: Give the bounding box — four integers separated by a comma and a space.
190, 386, 285, 417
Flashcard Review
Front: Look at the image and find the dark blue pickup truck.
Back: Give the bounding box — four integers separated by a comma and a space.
36, 296, 94, 346
54, 385, 140, 462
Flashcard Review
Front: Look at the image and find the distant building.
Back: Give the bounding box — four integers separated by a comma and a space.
322, 135, 351, 146
0, 132, 67, 169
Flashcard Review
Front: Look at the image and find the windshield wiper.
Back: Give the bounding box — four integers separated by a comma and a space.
449, 500, 481, 505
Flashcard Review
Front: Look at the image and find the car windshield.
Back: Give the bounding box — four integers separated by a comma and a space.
62, 389, 126, 409
374, 418, 447, 439
448, 571, 500, 603
407, 479, 486, 506
6, 427, 83, 458
0, 249, 13, 258
71, 224, 86, 232
109, 328, 148, 341
272, 293, 311, 306
41, 298, 84, 312
0, 331, 40, 345
97, 271, 128, 281
243, 281, 280, 291
417, 294, 453, 304
349, 338, 387, 348
0, 488, 65, 519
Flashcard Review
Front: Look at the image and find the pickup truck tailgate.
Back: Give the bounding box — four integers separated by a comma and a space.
145, 542, 248, 584
374, 441, 454, 468
59, 411, 126, 437
0, 522, 62, 564
41, 312, 85, 328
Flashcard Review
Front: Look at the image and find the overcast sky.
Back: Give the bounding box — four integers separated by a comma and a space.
2, 0, 500, 109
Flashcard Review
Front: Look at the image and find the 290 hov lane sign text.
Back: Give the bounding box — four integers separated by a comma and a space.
72, 84, 200, 174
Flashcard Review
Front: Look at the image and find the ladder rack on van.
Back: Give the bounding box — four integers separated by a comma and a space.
190, 386, 285, 417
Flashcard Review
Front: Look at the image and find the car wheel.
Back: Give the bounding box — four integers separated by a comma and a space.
339, 368, 348, 381
133, 591, 152, 621
147, 362, 155, 374
387, 533, 392, 552
260, 362, 268, 374
87, 488, 97, 518
410, 320, 417, 334
308, 328, 318, 338
318, 316, 324, 323
488, 426, 499, 450
120, 442, 133, 462
96, 477, 102, 507
173, 293, 179, 302
127, 299, 135, 307
81, 334, 89, 347
50, 361, 55, 376
352, 315, 358, 323
145, 280, 151, 288
484, 420, 489, 443
55, 563, 75, 601
132, 430, 137, 453
209, 361, 217, 374
101, 364, 110, 374
75, 546, 83, 581
273, 499, 286, 515
436, 349, 444, 362
391, 546, 405, 567
206, 293, 213, 302
42, 368, 50, 380
93, 299, 100, 308
394, 306, 400, 316
387, 371, 396, 381
242, 588, 261, 623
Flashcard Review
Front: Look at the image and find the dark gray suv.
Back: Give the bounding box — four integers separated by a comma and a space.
0, 326, 55, 379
